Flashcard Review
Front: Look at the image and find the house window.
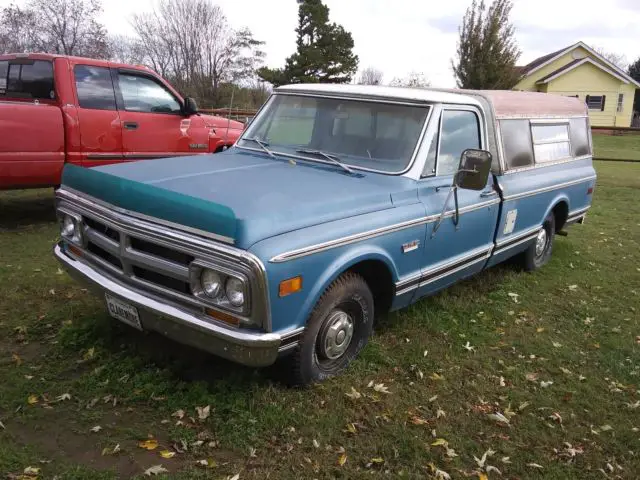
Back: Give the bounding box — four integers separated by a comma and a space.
617, 94, 624, 113
531, 123, 571, 163
585, 95, 605, 110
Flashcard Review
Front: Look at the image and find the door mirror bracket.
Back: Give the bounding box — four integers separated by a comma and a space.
431, 149, 492, 238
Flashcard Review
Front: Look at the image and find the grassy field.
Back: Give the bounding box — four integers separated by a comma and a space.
592, 133, 640, 161
0, 161, 639, 479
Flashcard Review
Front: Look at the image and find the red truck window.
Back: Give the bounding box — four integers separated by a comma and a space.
117, 73, 181, 114
74, 65, 117, 110
0, 60, 54, 100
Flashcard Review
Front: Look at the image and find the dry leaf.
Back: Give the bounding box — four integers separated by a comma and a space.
487, 412, 510, 425
23, 466, 40, 475
507, 292, 519, 303
171, 409, 185, 419
159, 450, 175, 459
431, 438, 448, 446
525, 372, 539, 382
229, 475, 240, 480
56, 393, 71, 402
27, 395, 38, 405
474, 449, 496, 468
373, 383, 391, 394
90, 425, 102, 433
338, 453, 347, 466
12, 353, 22, 366
463, 341, 475, 352
144, 465, 168, 476
478, 473, 488, 480
411, 415, 428, 425
312, 439, 320, 448
345, 387, 361, 399
196, 459, 217, 468
540, 380, 554, 388
527, 462, 544, 469
344, 422, 357, 434
196, 405, 210, 420
0, 420, 5, 429
139, 439, 159, 450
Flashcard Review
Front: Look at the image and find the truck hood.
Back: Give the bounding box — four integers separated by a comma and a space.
199, 114, 244, 131
61, 150, 417, 248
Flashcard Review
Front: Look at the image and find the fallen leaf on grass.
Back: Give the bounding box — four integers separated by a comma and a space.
229, 475, 240, 480
599, 424, 613, 432
144, 465, 168, 476
427, 462, 451, 480
196, 459, 217, 468
507, 292, 519, 303
83, 347, 96, 361
90, 425, 102, 433
487, 412, 510, 426
337, 453, 347, 466
540, 380, 553, 388
474, 449, 496, 468
27, 395, 38, 405
463, 341, 475, 352
0, 420, 5, 429
12, 353, 22, 366
478, 473, 488, 480
102, 444, 121, 456
159, 450, 175, 459
527, 462, 544, 469
431, 438, 448, 446
171, 409, 185, 419
56, 393, 71, 402
429, 372, 443, 381
436, 408, 446, 418
312, 439, 320, 448
345, 387, 361, 399
567, 285, 578, 291
525, 373, 538, 382
139, 439, 159, 450
196, 405, 210, 420
552, 341, 563, 348
23, 466, 40, 475
373, 383, 391, 394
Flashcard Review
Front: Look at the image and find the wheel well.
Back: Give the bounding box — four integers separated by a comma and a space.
214, 146, 226, 153
347, 260, 394, 315
552, 201, 569, 232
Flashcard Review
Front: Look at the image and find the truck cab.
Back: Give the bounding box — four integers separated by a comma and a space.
0, 53, 244, 189
53, 84, 596, 384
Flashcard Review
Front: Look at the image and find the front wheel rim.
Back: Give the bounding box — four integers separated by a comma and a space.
318, 309, 354, 360
535, 228, 548, 257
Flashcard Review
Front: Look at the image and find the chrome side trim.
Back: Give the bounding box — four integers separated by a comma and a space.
417, 252, 491, 289
493, 232, 538, 254
60, 187, 235, 245
502, 175, 596, 201
495, 225, 541, 248
270, 198, 500, 263
503, 155, 593, 175
567, 206, 591, 219
56, 188, 273, 332
395, 245, 491, 291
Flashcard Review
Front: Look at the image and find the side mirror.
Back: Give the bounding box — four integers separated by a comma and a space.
183, 97, 198, 116
455, 149, 492, 191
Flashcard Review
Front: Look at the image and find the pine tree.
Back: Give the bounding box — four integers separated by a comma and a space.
258, 0, 358, 86
451, 0, 521, 89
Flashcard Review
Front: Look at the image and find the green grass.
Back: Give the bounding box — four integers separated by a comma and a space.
592, 133, 640, 161
1, 162, 639, 479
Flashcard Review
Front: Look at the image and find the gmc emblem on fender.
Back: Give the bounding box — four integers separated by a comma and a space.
189, 143, 207, 150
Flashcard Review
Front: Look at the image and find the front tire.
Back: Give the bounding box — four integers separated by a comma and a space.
288, 272, 374, 386
522, 213, 555, 271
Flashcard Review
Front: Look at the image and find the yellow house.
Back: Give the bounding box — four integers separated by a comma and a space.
514, 41, 640, 127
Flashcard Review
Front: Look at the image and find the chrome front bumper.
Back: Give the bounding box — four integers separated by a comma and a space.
54, 243, 282, 367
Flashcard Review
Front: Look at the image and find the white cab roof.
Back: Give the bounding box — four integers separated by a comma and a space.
276, 84, 588, 118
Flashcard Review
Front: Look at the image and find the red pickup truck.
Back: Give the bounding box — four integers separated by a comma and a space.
0, 53, 245, 190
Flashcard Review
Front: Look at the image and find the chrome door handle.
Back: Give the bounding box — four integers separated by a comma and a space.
480, 189, 497, 197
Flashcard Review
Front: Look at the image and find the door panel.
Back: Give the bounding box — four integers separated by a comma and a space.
115, 71, 209, 159
411, 107, 499, 300
72, 64, 123, 167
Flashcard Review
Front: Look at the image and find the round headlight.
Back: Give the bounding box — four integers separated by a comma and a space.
225, 277, 245, 307
62, 215, 76, 238
201, 269, 222, 298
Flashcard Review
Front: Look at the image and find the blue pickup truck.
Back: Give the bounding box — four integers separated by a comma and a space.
54, 84, 596, 384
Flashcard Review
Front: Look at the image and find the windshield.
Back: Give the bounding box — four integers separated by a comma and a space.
237, 94, 430, 173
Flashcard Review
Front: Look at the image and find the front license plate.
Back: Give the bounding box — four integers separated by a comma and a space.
105, 293, 142, 330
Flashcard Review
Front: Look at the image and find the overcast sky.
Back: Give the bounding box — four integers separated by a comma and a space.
2, 0, 639, 86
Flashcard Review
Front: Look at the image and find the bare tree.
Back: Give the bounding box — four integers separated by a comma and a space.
389, 72, 431, 88
357, 67, 384, 85
0, 0, 110, 58
594, 46, 628, 70
108, 34, 147, 66
131, 0, 264, 106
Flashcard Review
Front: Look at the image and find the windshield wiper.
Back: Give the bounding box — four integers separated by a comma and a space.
243, 136, 276, 158
295, 148, 353, 174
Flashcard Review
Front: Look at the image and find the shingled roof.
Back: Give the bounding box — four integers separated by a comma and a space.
517, 46, 569, 76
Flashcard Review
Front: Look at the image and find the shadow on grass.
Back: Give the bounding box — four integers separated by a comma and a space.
0, 189, 56, 230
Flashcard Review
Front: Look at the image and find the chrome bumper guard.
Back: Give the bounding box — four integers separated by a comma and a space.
55, 243, 282, 367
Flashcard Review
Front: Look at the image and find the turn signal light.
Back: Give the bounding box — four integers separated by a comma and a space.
68, 244, 83, 257
279, 276, 303, 297
205, 308, 240, 327
587, 187, 594, 195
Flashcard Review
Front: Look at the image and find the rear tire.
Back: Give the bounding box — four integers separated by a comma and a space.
522, 213, 555, 271
287, 272, 373, 386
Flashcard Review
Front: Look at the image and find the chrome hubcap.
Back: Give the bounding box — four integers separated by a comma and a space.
535, 228, 547, 257
320, 310, 354, 360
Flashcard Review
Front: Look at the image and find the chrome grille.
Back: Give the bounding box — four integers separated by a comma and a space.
55, 188, 273, 331
82, 216, 193, 297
